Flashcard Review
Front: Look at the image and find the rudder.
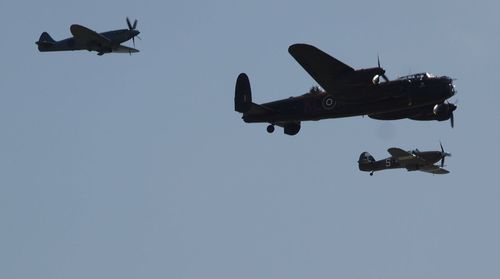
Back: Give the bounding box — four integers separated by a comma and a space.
235, 73, 252, 113
358, 152, 375, 171
38, 32, 55, 43
36, 32, 55, 50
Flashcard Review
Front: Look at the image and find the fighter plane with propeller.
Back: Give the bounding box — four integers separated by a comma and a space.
36, 18, 141, 56
358, 143, 452, 176
235, 43, 457, 135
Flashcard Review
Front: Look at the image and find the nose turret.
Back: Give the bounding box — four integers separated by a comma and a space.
442, 76, 456, 97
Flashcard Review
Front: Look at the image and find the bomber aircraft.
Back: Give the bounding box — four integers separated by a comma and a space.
358, 143, 452, 176
36, 18, 140, 56
235, 44, 457, 135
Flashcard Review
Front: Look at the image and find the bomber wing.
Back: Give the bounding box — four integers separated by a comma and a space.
288, 44, 354, 98
419, 165, 450, 175
70, 24, 111, 47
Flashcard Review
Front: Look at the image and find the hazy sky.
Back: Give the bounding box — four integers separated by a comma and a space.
1, 0, 499, 278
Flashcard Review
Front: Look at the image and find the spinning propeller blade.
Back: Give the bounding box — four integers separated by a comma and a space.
448, 102, 457, 128
377, 54, 389, 82
126, 17, 139, 48
439, 142, 451, 167
126, 17, 133, 30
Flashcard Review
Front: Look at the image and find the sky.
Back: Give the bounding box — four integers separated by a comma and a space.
1, 0, 499, 278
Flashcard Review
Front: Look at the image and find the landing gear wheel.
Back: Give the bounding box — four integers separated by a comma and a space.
267, 125, 275, 133
370, 172, 374, 176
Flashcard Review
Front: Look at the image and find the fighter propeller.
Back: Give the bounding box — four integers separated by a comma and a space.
126, 17, 141, 47
439, 142, 452, 167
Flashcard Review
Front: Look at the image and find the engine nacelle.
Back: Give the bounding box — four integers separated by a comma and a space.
432, 103, 456, 121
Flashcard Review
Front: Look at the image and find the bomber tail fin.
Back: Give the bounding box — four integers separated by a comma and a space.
234, 73, 253, 113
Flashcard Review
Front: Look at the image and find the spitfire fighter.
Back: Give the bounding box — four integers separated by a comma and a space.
358, 143, 452, 176
36, 18, 140, 56
235, 44, 457, 135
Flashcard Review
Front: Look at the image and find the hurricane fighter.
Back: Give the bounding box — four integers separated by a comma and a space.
358, 143, 452, 175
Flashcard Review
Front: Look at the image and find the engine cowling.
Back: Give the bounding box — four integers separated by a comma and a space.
432, 103, 456, 121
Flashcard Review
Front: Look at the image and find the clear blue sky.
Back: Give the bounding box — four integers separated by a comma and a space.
1, 0, 499, 278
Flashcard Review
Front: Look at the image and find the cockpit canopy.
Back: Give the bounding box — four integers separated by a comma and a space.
307, 86, 324, 94
397, 72, 436, 81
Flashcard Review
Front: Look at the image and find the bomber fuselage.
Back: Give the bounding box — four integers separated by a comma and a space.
242, 74, 455, 123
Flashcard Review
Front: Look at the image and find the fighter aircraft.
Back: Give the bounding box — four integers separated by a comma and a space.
234, 44, 457, 135
358, 143, 452, 176
36, 18, 140, 56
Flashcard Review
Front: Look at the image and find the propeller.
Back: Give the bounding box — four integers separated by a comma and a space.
126, 17, 137, 30
448, 102, 457, 128
433, 102, 457, 128
126, 17, 139, 47
439, 142, 452, 167
377, 54, 389, 82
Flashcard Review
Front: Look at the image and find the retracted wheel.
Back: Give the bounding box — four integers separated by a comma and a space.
267, 125, 275, 133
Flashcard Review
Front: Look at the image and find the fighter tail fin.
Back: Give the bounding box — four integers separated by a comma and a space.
38, 32, 55, 43
358, 152, 375, 170
235, 73, 252, 113
36, 32, 56, 50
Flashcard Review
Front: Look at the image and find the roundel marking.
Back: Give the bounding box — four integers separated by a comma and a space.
322, 95, 336, 110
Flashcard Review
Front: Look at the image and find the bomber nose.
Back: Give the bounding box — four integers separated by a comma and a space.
449, 81, 456, 97
443, 77, 455, 97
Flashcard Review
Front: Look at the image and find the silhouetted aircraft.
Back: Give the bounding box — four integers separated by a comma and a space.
36, 18, 140, 56
358, 143, 452, 176
234, 44, 457, 135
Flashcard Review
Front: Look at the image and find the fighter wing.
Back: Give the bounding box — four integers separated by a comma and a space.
288, 44, 354, 97
70, 24, 111, 47
387, 147, 425, 165
387, 148, 415, 160
113, 45, 140, 54
419, 165, 450, 175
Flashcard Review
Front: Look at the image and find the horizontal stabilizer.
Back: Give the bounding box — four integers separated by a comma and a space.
247, 103, 274, 115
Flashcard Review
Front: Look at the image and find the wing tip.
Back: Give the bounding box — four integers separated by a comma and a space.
288, 43, 315, 55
